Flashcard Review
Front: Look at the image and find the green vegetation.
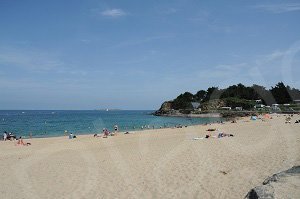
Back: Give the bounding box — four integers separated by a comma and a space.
223, 98, 255, 110
167, 82, 300, 111
171, 92, 194, 110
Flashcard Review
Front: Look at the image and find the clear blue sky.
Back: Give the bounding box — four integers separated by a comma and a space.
0, 0, 300, 110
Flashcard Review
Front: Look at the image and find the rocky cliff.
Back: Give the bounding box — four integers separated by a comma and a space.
153, 101, 173, 115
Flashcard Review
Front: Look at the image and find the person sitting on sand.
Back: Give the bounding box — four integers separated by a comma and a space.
7, 132, 16, 140
69, 133, 76, 139
16, 137, 31, 146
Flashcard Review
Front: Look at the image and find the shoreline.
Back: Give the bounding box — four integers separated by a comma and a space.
18, 117, 226, 140
5, 112, 296, 141
1, 113, 299, 198
153, 112, 221, 118
1, 110, 224, 139
4, 117, 226, 140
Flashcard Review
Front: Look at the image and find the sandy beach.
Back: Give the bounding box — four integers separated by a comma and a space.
0, 114, 299, 198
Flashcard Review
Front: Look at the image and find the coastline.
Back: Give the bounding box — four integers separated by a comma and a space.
1, 114, 299, 198
19, 115, 224, 140
154, 111, 300, 119
1, 110, 224, 139
153, 112, 221, 118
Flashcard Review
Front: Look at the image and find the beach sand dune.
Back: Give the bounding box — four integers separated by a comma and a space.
0, 115, 299, 198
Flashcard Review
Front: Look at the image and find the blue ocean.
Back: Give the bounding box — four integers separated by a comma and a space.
0, 110, 222, 138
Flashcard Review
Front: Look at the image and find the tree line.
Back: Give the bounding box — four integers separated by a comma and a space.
170, 82, 300, 110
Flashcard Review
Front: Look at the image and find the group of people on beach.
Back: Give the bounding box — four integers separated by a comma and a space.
193, 128, 234, 140
93, 125, 119, 138
2, 131, 31, 146
205, 132, 234, 139
3, 120, 235, 144
2, 131, 16, 141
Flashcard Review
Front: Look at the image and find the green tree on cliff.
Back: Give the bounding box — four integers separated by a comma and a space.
172, 92, 194, 110
203, 87, 221, 102
194, 90, 206, 101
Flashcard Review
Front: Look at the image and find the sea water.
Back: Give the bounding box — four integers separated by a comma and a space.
0, 110, 222, 138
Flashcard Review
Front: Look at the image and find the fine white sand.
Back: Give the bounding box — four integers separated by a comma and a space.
0, 114, 299, 198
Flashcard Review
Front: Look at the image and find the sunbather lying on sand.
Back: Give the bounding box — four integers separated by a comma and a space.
193, 132, 234, 140
217, 132, 234, 138
124, 131, 135, 134
207, 128, 216, 131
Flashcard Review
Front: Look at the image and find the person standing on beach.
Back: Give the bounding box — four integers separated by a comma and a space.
114, 125, 118, 135
3, 131, 7, 141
